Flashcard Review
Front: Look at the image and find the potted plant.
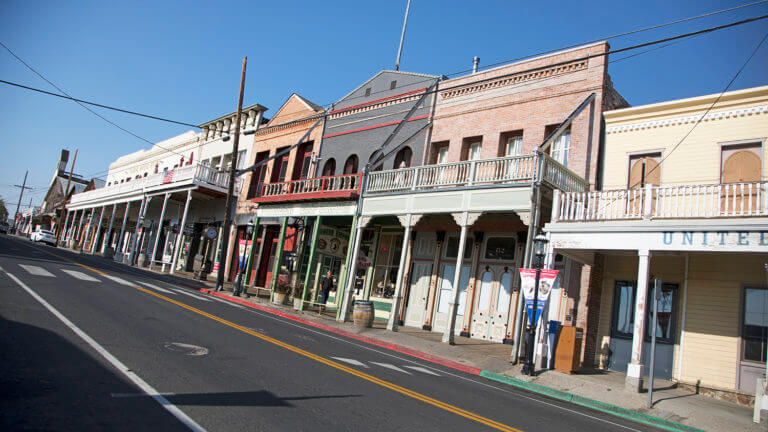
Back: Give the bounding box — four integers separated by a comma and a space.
272, 274, 291, 305
291, 282, 305, 311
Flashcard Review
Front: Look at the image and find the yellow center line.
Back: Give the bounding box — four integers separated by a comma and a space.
29, 244, 523, 432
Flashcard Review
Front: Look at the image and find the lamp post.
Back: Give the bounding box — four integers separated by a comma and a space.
522, 231, 549, 376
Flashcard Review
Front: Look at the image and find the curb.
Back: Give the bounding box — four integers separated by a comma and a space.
197, 288, 482, 376
479, 371, 704, 432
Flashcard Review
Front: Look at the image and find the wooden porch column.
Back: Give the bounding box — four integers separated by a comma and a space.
626, 249, 651, 392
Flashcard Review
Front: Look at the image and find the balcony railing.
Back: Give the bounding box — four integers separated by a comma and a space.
553, 181, 768, 222
253, 173, 362, 203
69, 163, 236, 206
366, 153, 588, 194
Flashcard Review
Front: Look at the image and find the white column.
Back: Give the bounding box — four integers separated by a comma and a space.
442, 212, 470, 344
65, 210, 77, 241
103, 204, 117, 252
149, 193, 170, 270
116, 201, 131, 256
81, 209, 96, 251
59, 210, 71, 243
387, 214, 419, 331
170, 190, 193, 275
129, 197, 150, 264
338, 217, 368, 322
75, 210, 86, 243
626, 249, 651, 391
91, 206, 106, 253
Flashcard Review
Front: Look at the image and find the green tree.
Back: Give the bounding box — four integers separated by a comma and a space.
0, 198, 8, 223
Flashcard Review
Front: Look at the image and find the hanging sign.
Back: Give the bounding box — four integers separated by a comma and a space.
519, 268, 559, 328
238, 238, 252, 271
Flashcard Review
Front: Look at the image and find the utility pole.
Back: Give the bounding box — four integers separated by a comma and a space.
215, 56, 247, 292
55, 149, 77, 244
13, 171, 31, 234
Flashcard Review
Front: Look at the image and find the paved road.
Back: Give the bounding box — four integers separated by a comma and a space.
0, 234, 661, 431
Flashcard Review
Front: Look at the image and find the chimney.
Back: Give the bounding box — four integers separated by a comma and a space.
472, 56, 480, 74
58, 149, 70, 173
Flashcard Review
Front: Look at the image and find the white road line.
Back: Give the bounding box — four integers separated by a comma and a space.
19, 264, 55, 277
331, 357, 369, 368
111, 392, 176, 398
60, 269, 100, 282
403, 365, 441, 376
171, 289, 211, 302
3, 271, 207, 432
210, 296, 247, 308
371, 362, 411, 374
136, 281, 175, 294
104, 275, 134, 286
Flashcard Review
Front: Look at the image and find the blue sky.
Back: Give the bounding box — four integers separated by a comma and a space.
1, 0, 767, 211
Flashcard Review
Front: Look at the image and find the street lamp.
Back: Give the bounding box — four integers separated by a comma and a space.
522, 231, 549, 376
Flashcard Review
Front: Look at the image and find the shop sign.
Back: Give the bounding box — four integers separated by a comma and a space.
519, 269, 559, 328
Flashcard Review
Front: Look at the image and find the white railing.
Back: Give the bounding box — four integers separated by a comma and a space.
258, 173, 362, 199
366, 153, 588, 194
69, 163, 233, 206
554, 181, 768, 221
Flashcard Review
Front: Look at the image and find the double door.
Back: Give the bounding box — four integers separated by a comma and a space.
431, 263, 471, 334
470, 266, 515, 342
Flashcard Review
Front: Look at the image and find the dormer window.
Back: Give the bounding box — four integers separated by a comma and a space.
364, 87, 371, 97
390, 80, 397, 90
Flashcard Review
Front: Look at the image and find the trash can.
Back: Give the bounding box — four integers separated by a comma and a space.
554, 326, 583, 374
547, 320, 561, 370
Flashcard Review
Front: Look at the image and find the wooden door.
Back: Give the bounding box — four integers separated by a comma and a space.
721, 149, 761, 214
627, 155, 660, 215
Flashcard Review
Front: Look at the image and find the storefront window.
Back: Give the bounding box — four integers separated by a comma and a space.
743, 287, 768, 363
645, 283, 678, 343
612, 281, 635, 338
484, 237, 516, 260
445, 236, 472, 259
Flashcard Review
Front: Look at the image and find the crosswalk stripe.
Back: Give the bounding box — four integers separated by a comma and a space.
403, 365, 441, 376
60, 269, 100, 282
104, 275, 134, 286
19, 264, 54, 277
371, 362, 411, 374
331, 357, 369, 368
136, 281, 175, 294
172, 289, 211, 301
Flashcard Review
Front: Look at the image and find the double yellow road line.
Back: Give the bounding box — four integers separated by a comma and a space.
31, 244, 523, 432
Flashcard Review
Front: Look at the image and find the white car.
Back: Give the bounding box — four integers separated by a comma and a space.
31, 229, 56, 245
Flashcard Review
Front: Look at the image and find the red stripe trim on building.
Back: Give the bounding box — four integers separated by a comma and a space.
328, 88, 427, 115
323, 114, 429, 139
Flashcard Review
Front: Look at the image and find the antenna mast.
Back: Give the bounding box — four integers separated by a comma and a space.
394, 0, 411, 71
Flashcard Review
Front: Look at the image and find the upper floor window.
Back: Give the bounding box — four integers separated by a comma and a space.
322, 158, 336, 177
721, 143, 761, 184
393, 146, 412, 169
461, 137, 482, 161
550, 130, 570, 167
364, 87, 371, 97
390, 80, 397, 90
505, 136, 522, 157
344, 155, 358, 174
237, 150, 247, 170
628, 153, 661, 189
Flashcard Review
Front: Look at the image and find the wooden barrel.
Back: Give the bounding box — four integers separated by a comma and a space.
352, 300, 374, 327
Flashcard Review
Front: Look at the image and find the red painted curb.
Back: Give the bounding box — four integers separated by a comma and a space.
198, 288, 482, 376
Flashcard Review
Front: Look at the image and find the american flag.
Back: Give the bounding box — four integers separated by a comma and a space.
162, 169, 174, 184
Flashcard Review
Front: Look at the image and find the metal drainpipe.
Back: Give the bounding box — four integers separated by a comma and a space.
311, 111, 330, 178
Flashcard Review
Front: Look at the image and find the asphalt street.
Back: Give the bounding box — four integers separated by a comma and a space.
0, 234, 662, 431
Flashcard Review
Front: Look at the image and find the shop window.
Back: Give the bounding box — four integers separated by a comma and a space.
645, 283, 678, 343
743, 287, 768, 363
322, 158, 336, 177
484, 236, 516, 260
444, 235, 472, 259
611, 281, 636, 339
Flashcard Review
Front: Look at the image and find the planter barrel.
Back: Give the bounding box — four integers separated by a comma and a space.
352, 300, 374, 327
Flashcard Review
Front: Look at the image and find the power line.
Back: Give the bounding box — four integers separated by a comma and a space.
0, 78, 199, 128
0, 41, 158, 145
634, 29, 768, 187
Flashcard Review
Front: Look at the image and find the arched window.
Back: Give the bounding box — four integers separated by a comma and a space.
393, 146, 413, 169
344, 155, 358, 174
322, 158, 336, 177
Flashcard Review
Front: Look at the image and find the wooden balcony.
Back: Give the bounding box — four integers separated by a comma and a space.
251, 173, 362, 204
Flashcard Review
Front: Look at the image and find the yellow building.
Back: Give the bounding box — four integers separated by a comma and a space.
546, 85, 768, 407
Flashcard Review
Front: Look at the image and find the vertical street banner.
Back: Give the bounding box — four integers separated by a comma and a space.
519, 269, 559, 328
238, 238, 252, 272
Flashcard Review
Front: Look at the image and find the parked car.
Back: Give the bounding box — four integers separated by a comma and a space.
0, 223, 8, 234
31, 229, 56, 245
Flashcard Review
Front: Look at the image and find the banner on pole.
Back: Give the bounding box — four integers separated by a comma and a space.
519, 268, 559, 328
